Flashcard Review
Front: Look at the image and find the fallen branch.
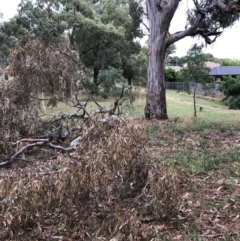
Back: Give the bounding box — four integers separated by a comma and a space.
1, 83, 126, 168
0, 142, 45, 167
10, 139, 49, 146
1, 140, 76, 167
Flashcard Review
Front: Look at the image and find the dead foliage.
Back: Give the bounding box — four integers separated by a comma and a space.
0, 78, 43, 155
0, 120, 184, 240
0, 38, 83, 156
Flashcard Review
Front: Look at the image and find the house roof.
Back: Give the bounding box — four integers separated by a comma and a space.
205, 61, 220, 69
165, 66, 183, 71
209, 66, 240, 76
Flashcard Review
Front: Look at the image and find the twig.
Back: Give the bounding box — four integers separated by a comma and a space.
80, 80, 103, 110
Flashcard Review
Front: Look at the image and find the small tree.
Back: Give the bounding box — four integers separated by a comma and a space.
181, 44, 210, 117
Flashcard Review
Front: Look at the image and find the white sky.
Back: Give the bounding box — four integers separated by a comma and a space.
1, 0, 240, 59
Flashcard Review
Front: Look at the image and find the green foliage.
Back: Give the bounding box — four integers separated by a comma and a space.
1, 0, 143, 85
220, 76, 240, 109
201, 53, 216, 62
176, 69, 185, 82
123, 47, 147, 85
98, 67, 127, 98
182, 44, 211, 84
165, 44, 177, 65
221, 58, 240, 66
229, 96, 240, 109
165, 68, 178, 82
220, 76, 240, 97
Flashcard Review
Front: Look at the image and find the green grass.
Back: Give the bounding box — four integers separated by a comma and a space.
146, 117, 240, 240
167, 89, 227, 109
39, 88, 240, 123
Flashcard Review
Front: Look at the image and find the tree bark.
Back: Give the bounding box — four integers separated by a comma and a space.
93, 66, 99, 84
145, 0, 179, 120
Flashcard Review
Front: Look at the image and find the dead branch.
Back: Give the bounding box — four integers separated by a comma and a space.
0, 78, 126, 168
70, 125, 95, 147
10, 139, 49, 146
0, 142, 45, 167
0, 140, 77, 167
0, 114, 124, 167
80, 80, 103, 110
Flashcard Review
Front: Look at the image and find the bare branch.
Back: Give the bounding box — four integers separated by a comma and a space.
141, 22, 149, 32
80, 80, 103, 110
168, 14, 203, 45
0, 142, 45, 167
10, 139, 49, 146
190, 28, 222, 44
0, 139, 76, 167
168, 0, 240, 46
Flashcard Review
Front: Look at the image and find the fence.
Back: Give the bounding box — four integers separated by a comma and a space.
166, 82, 223, 95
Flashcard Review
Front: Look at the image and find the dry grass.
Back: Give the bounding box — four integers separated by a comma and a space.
146, 118, 240, 240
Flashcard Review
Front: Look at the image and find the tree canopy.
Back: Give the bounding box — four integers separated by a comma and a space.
0, 0, 144, 86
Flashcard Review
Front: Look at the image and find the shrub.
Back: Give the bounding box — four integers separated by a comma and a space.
229, 96, 240, 109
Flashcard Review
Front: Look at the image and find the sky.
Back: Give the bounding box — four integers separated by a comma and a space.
1, 0, 240, 59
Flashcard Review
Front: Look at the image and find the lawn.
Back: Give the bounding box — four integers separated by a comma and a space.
42, 88, 240, 123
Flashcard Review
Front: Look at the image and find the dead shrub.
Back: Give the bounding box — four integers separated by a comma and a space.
0, 79, 43, 155
0, 120, 184, 240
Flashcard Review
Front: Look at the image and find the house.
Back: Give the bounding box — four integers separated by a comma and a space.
209, 66, 240, 82
205, 61, 220, 69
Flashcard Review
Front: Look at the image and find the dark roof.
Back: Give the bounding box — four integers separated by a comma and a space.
209, 66, 240, 76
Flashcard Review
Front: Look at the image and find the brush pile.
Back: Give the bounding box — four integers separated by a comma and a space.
0, 118, 183, 240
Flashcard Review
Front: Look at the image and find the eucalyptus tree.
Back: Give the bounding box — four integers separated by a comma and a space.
145, 0, 240, 119
181, 44, 210, 117
89, 0, 143, 84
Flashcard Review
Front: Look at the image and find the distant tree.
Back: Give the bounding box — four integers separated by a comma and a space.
177, 68, 190, 82
221, 59, 240, 66
202, 53, 221, 63
219, 76, 240, 109
165, 44, 176, 65
167, 56, 180, 66
131, 47, 148, 85
181, 44, 211, 117
97, 67, 127, 98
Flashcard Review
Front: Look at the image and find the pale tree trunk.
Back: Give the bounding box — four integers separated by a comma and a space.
145, 0, 179, 119
144, 0, 237, 119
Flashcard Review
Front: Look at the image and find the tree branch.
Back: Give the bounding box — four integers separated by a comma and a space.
168, 14, 203, 46
204, 0, 240, 13
168, 0, 240, 46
